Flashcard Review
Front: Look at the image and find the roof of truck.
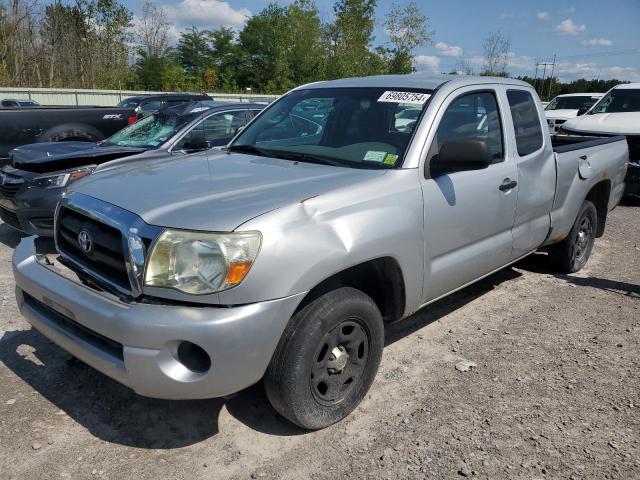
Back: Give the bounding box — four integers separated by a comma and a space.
554, 93, 604, 98
299, 74, 533, 91
612, 82, 640, 89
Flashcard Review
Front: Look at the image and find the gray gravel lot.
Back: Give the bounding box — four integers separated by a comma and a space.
1, 203, 639, 480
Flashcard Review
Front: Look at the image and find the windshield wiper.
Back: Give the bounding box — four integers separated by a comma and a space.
265, 151, 347, 167
227, 144, 273, 157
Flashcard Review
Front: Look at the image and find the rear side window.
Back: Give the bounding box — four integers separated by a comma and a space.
507, 90, 543, 156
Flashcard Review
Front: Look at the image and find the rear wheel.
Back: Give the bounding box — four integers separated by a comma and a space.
264, 287, 384, 430
548, 200, 597, 273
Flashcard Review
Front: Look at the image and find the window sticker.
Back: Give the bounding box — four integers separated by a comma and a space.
363, 150, 387, 162
378, 91, 431, 105
383, 154, 398, 165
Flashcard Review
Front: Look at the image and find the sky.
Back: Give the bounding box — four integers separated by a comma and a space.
123, 0, 640, 82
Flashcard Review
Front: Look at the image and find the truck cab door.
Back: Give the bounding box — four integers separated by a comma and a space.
503, 89, 556, 258
419, 88, 518, 303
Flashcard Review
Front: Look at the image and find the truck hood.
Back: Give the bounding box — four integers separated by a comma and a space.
563, 112, 640, 136
545, 109, 579, 120
11, 141, 145, 173
71, 152, 387, 231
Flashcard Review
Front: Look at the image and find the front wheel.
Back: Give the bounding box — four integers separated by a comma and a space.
264, 287, 384, 430
548, 200, 597, 273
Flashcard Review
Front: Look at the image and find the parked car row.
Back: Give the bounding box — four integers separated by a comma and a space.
4, 74, 630, 430
556, 83, 640, 198
0, 93, 215, 165
0, 100, 264, 235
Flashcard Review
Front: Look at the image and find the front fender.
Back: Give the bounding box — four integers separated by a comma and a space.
217, 170, 425, 317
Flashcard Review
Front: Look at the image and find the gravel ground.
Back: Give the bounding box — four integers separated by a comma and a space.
0, 202, 639, 480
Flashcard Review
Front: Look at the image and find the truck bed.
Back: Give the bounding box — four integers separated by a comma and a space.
546, 134, 629, 246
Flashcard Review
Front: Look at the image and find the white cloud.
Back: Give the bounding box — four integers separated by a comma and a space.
162, 0, 251, 36
553, 61, 640, 82
581, 38, 613, 47
434, 42, 463, 57
536, 11, 549, 20
555, 18, 586, 36
506, 52, 535, 70
414, 55, 441, 75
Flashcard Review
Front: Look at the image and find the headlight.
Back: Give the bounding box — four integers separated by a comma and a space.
31, 166, 95, 189
144, 230, 261, 295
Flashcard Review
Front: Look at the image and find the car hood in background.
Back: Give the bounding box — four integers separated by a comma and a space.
563, 112, 640, 136
10, 141, 146, 173
71, 152, 386, 232
545, 109, 580, 120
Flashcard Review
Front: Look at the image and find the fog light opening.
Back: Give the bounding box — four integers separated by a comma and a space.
177, 341, 211, 373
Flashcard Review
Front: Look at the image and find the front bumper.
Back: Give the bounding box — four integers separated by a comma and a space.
13, 236, 304, 399
0, 185, 60, 236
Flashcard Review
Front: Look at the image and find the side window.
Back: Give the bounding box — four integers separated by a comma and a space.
201, 110, 247, 147
429, 91, 504, 164
140, 100, 164, 112
507, 90, 543, 156
174, 121, 206, 152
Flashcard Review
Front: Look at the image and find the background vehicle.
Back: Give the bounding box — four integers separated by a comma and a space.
116, 93, 212, 117
0, 105, 137, 167
12, 75, 628, 431
544, 93, 603, 133
0, 94, 214, 166
559, 83, 640, 197
1, 99, 41, 108
0, 101, 264, 236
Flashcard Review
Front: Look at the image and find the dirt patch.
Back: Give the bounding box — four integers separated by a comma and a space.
0, 205, 638, 480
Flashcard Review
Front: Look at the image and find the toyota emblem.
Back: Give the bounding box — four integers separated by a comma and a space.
77, 229, 94, 255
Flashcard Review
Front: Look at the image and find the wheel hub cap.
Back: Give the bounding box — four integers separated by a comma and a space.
327, 346, 348, 374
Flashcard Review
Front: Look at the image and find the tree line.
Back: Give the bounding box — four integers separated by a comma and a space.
0, 0, 430, 93
0, 0, 627, 95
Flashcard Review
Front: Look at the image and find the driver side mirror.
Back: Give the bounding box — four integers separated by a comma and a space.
429, 139, 492, 177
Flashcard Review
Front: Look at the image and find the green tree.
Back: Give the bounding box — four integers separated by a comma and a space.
287, 0, 324, 84
383, 2, 431, 74
238, 3, 294, 93
177, 27, 212, 77
324, 0, 383, 79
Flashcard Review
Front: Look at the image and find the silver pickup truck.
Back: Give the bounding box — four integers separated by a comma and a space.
12, 75, 628, 430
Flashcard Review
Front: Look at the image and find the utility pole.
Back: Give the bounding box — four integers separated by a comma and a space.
546, 54, 557, 101
534, 58, 556, 101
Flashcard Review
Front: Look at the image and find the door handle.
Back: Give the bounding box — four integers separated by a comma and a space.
499, 180, 518, 191
580, 155, 588, 160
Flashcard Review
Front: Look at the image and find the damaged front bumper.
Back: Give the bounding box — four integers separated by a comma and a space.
12, 236, 304, 399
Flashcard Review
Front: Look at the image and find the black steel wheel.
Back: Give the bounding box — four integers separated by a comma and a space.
548, 200, 597, 273
310, 319, 370, 406
264, 287, 384, 430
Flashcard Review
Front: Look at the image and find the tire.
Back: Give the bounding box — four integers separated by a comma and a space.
548, 200, 597, 273
264, 287, 384, 430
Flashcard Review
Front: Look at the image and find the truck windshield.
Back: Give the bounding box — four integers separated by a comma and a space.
105, 111, 196, 149
546, 96, 600, 111
590, 89, 640, 114
229, 87, 432, 169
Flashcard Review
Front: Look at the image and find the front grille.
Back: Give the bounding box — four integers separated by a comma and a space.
0, 171, 23, 198
0, 206, 21, 229
56, 207, 131, 289
23, 292, 124, 362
